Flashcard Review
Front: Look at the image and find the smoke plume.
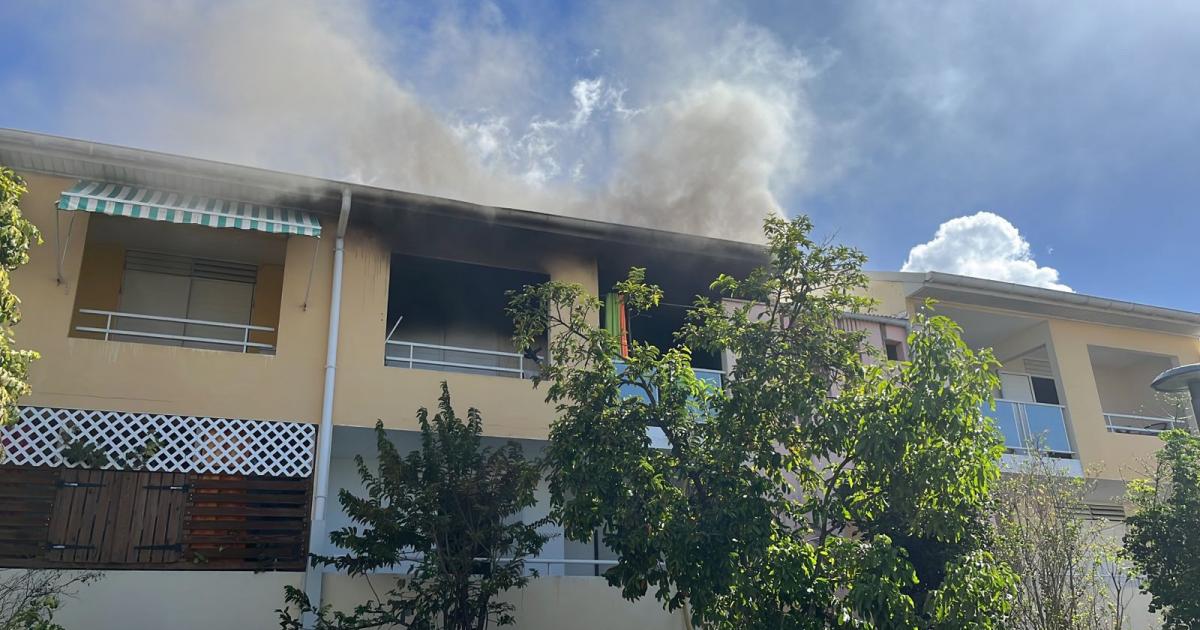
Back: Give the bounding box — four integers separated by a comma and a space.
55, 0, 815, 242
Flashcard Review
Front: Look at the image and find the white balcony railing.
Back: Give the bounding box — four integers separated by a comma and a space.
985, 399, 1075, 457
385, 339, 535, 379
1104, 412, 1188, 436
75, 308, 274, 353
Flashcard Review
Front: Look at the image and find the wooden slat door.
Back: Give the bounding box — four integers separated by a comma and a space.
0, 467, 59, 562
47, 469, 187, 564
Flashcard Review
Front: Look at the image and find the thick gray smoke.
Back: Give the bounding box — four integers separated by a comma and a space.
61, 0, 814, 242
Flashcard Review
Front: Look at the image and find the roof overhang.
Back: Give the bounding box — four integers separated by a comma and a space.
0, 128, 767, 263
869, 270, 1200, 337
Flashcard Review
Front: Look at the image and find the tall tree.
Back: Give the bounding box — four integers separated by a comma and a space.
508, 216, 1015, 628
280, 384, 548, 630
0, 167, 40, 427
991, 454, 1134, 630
1124, 429, 1200, 630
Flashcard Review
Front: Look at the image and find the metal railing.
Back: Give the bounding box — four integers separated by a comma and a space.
326, 556, 619, 576
75, 308, 274, 353
985, 399, 1075, 457
1104, 412, 1188, 436
384, 339, 534, 379
615, 360, 726, 402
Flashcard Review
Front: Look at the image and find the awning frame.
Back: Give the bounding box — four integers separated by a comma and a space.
57, 180, 322, 237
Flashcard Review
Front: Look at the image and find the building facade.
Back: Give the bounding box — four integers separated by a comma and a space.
0, 130, 1194, 629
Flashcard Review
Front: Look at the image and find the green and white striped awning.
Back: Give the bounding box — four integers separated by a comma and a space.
57, 180, 322, 237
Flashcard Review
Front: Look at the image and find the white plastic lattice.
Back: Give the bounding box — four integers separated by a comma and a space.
2, 407, 316, 477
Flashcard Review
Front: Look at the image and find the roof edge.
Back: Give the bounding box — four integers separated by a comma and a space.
868, 270, 1200, 329
0, 128, 767, 261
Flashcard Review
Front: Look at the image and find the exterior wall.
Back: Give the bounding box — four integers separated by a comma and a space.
1, 569, 301, 630
67, 241, 124, 338
322, 574, 689, 630
11, 172, 332, 424
864, 277, 911, 317
330, 225, 598, 440
1046, 318, 1200, 480
250, 263, 286, 346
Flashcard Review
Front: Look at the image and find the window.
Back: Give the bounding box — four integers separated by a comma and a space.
885, 340, 902, 361
385, 255, 548, 377
1000, 372, 1059, 405
1030, 376, 1060, 405
116, 250, 258, 350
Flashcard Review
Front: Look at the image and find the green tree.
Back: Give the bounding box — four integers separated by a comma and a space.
280, 384, 548, 630
0, 570, 100, 630
1124, 429, 1200, 630
0, 167, 41, 427
992, 454, 1134, 630
508, 216, 1015, 629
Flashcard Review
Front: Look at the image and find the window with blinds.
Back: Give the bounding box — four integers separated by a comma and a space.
117, 250, 258, 350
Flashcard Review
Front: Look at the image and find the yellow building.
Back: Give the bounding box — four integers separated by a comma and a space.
0, 129, 1193, 629
0, 129, 761, 629
868, 270, 1200, 629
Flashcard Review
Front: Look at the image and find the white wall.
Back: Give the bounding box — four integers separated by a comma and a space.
1, 569, 301, 630
322, 573, 689, 630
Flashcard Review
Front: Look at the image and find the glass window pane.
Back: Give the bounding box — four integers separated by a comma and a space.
1024, 404, 1071, 454
984, 401, 1023, 451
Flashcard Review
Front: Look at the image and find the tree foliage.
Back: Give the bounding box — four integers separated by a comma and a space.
991, 454, 1134, 630
1124, 429, 1200, 630
281, 383, 548, 630
508, 216, 1015, 628
0, 570, 100, 630
0, 167, 41, 427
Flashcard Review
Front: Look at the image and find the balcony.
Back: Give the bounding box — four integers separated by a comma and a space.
985, 399, 1074, 457
385, 339, 536, 379
1104, 412, 1188, 436
76, 308, 275, 353
69, 214, 285, 354
384, 254, 548, 380
1089, 345, 1184, 439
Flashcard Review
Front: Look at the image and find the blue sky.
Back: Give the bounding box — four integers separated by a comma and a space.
2, 1, 1199, 310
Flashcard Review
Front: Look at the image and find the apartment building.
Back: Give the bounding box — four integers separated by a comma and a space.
869, 271, 1200, 628
0, 129, 767, 629
0, 129, 1194, 629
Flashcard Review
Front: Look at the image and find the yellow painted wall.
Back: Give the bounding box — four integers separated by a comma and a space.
330, 225, 598, 439
249, 263, 285, 349
322, 574, 689, 630
10, 172, 331, 424
11, 172, 601, 436
864, 277, 911, 317
68, 241, 124, 339
1046, 318, 1200, 480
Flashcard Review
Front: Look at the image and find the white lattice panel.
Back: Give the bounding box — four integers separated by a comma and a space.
2, 407, 316, 477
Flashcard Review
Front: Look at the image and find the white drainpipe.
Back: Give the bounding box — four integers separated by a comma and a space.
303, 187, 352, 623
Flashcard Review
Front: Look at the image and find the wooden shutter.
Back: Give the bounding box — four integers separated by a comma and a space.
0, 467, 58, 561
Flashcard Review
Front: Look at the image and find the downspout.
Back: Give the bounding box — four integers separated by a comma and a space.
303, 187, 351, 624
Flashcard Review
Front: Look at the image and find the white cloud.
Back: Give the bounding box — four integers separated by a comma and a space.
901, 212, 1072, 292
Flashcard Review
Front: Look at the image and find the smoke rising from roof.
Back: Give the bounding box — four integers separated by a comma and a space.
55, 0, 814, 242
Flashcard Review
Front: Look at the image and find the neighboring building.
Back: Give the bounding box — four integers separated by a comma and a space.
869, 271, 1200, 629
0, 129, 1193, 629
869, 271, 1200, 486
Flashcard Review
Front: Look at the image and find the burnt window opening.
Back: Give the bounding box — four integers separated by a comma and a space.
385, 254, 548, 378
602, 300, 723, 372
